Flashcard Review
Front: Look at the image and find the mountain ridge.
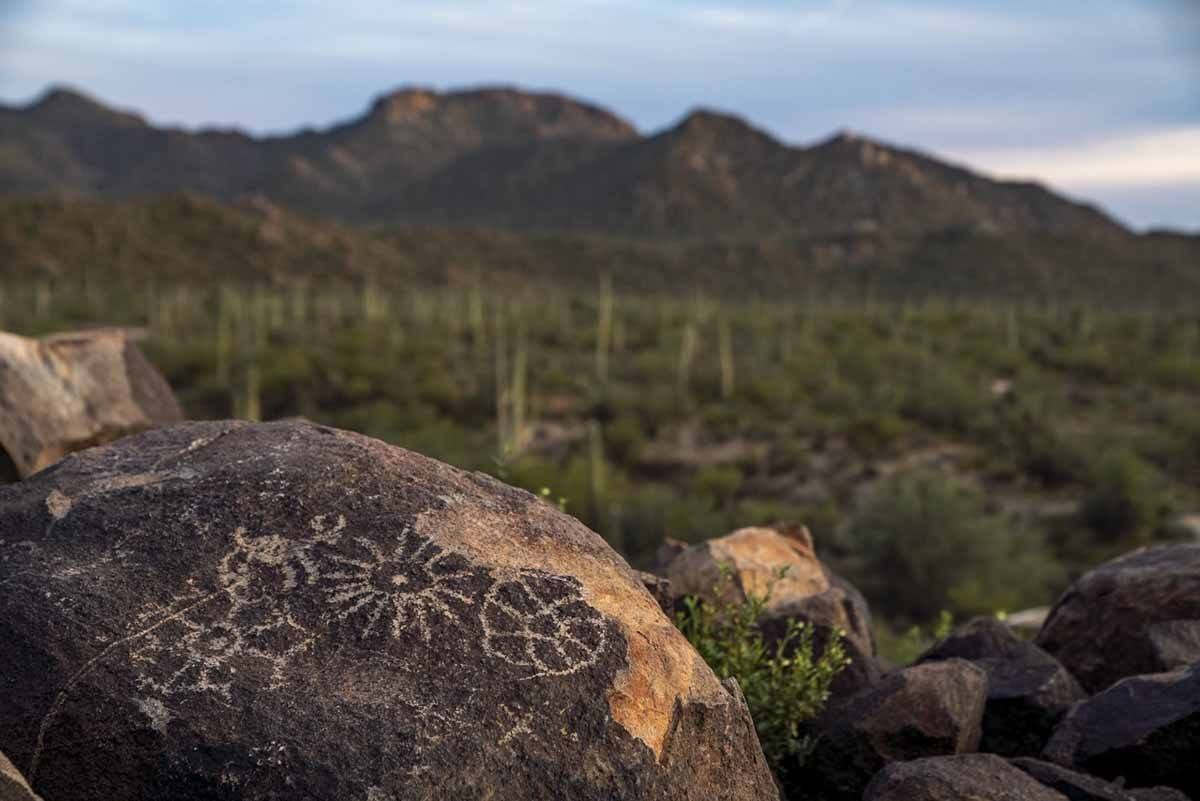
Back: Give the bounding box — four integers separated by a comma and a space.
0, 83, 1132, 242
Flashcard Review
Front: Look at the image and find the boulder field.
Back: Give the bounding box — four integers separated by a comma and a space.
0, 420, 778, 801
2, 415, 1199, 800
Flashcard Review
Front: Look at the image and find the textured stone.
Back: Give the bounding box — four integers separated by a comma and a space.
865, 754, 1069, 801
1036, 544, 1200, 693
0, 750, 42, 801
920, 617, 1086, 756
0, 328, 182, 479
1011, 757, 1193, 801
0, 420, 779, 801
802, 659, 988, 801
1043, 664, 1200, 797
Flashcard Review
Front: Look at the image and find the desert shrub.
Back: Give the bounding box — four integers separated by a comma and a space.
603, 415, 645, 467
844, 470, 1061, 624
674, 566, 849, 787
843, 413, 907, 457
691, 464, 743, 511
1080, 449, 1165, 544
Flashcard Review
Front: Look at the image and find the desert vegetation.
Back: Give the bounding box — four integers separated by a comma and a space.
4, 273, 1196, 653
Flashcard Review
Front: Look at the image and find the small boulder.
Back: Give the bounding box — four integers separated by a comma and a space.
802, 659, 988, 801
1, 750, 42, 801
0, 420, 779, 801
664, 525, 879, 696
1042, 664, 1200, 797
919, 617, 1086, 756
1035, 544, 1200, 693
864, 754, 1068, 801
0, 328, 182, 480
1011, 757, 1193, 801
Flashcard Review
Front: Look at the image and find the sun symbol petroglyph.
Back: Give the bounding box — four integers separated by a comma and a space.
317, 527, 480, 643
480, 571, 609, 678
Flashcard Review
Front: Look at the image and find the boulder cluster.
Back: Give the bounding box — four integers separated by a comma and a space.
0, 335, 1196, 800
652, 526, 1200, 801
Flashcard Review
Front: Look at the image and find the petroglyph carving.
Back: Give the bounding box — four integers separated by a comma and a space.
129, 582, 314, 699
316, 526, 480, 643
480, 571, 610, 678
45, 490, 72, 521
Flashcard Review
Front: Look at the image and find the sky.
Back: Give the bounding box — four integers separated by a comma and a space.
1, 0, 1197, 231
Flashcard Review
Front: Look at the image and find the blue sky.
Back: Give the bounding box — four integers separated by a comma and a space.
1, 0, 1197, 230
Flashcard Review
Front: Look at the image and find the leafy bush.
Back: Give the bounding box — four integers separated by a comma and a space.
1080, 449, 1165, 544
844, 470, 1062, 624
674, 566, 849, 786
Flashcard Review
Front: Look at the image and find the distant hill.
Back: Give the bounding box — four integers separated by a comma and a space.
3, 193, 1197, 305
0, 85, 1129, 242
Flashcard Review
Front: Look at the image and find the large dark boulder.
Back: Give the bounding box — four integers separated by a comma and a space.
0, 420, 780, 801
1, 750, 42, 801
1042, 664, 1200, 797
1035, 545, 1200, 693
1011, 757, 1193, 801
0, 328, 182, 480
919, 617, 1086, 756
864, 754, 1069, 801
664, 525, 880, 697
802, 658, 988, 801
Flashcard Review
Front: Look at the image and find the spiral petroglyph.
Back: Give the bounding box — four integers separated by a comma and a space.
480, 571, 610, 678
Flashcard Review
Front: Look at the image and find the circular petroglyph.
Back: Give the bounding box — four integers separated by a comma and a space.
315, 527, 482, 643
480, 571, 610, 678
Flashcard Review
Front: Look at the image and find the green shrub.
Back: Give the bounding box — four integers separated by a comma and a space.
674, 566, 849, 786
1080, 449, 1165, 544
844, 470, 1062, 624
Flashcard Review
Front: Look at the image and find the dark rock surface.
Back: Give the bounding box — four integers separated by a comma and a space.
1011, 757, 1193, 801
663, 525, 880, 698
0, 750, 42, 801
0, 328, 182, 480
0, 419, 779, 801
802, 658, 988, 800
1035, 544, 1200, 693
1042, 664, 1200, 797
864, 754, 1069, 801
920, 617, 1086, 756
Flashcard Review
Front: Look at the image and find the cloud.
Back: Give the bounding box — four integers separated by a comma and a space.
958, 127, 1200, 188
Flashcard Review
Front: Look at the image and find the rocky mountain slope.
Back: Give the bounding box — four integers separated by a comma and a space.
0, 85, 1129, 241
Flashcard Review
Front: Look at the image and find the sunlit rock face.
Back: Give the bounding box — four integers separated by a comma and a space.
0, 328, 182, 480
663, 526, 879, 697
0, 419, 779, 801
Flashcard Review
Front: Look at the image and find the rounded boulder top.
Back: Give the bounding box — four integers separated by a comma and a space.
0, 420, 778, 801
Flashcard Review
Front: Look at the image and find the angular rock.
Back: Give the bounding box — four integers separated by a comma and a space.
865, 754, 1069, 801
1043, 664, 1200, 797
0, 420, 779, 801
0, 328, 182, 479
919, 617, 1086, 756
1035, 544, 1200, 693
803, 659, 988, 801
664, 525, 879, 696
1, 750, 42, 801
1011, 757, 1193, 801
